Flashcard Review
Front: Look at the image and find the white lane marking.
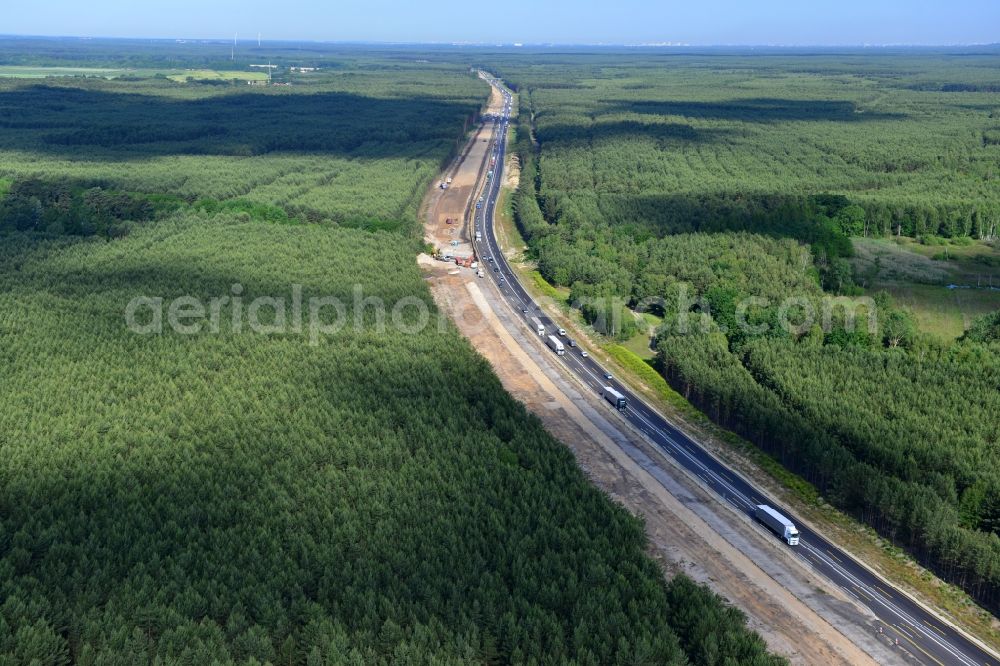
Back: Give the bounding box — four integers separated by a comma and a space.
803, 543, 976, 666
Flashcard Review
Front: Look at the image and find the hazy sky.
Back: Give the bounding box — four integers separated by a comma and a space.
5, 0, 999, 45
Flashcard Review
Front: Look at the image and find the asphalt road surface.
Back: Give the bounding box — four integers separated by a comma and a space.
472, 75, 999, 666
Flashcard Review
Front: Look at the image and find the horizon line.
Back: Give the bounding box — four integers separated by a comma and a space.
0, 33, 998, 50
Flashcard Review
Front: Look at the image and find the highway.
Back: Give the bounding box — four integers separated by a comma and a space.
471, 75, 999, 666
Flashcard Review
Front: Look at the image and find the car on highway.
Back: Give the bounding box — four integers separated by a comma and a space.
568, 339, 577, 347
603, 372, 613, 380
581, 351, 589, 358
558, 328, 566, 336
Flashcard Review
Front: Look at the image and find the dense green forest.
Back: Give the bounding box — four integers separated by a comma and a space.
0, 44, 782, 664
496, 53, 1000, 613
0, 63, 484, 233
496, 52, 1000, 242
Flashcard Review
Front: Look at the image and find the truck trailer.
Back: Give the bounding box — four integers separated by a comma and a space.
602, 387, 627, 411
754, 505, 800, 545
530, 317, 545, 336
547, 335, 565, 355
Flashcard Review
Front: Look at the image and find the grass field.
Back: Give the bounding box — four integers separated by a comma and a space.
854, 237, 1000, 338
622, 312, 661, 359
0, 65, 272, 83
880, 282, 1000, 339
166, 69, 269, 82
0, 65, 127, 78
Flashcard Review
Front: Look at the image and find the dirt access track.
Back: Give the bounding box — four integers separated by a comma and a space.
418, 85, 908, 666
423, 87, 502, 259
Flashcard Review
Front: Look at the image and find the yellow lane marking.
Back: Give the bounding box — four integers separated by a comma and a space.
923, 620, 946, 636
896, 629, 946, 666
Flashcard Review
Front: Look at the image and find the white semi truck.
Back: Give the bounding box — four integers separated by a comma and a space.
602, 387, 627, 411
755, 505, 800, 545
547, 335, 565, 355
531, 317, 545, 336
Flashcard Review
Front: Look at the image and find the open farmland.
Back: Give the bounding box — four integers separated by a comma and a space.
0, 65, 128, 78
165, 69, 270, 82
